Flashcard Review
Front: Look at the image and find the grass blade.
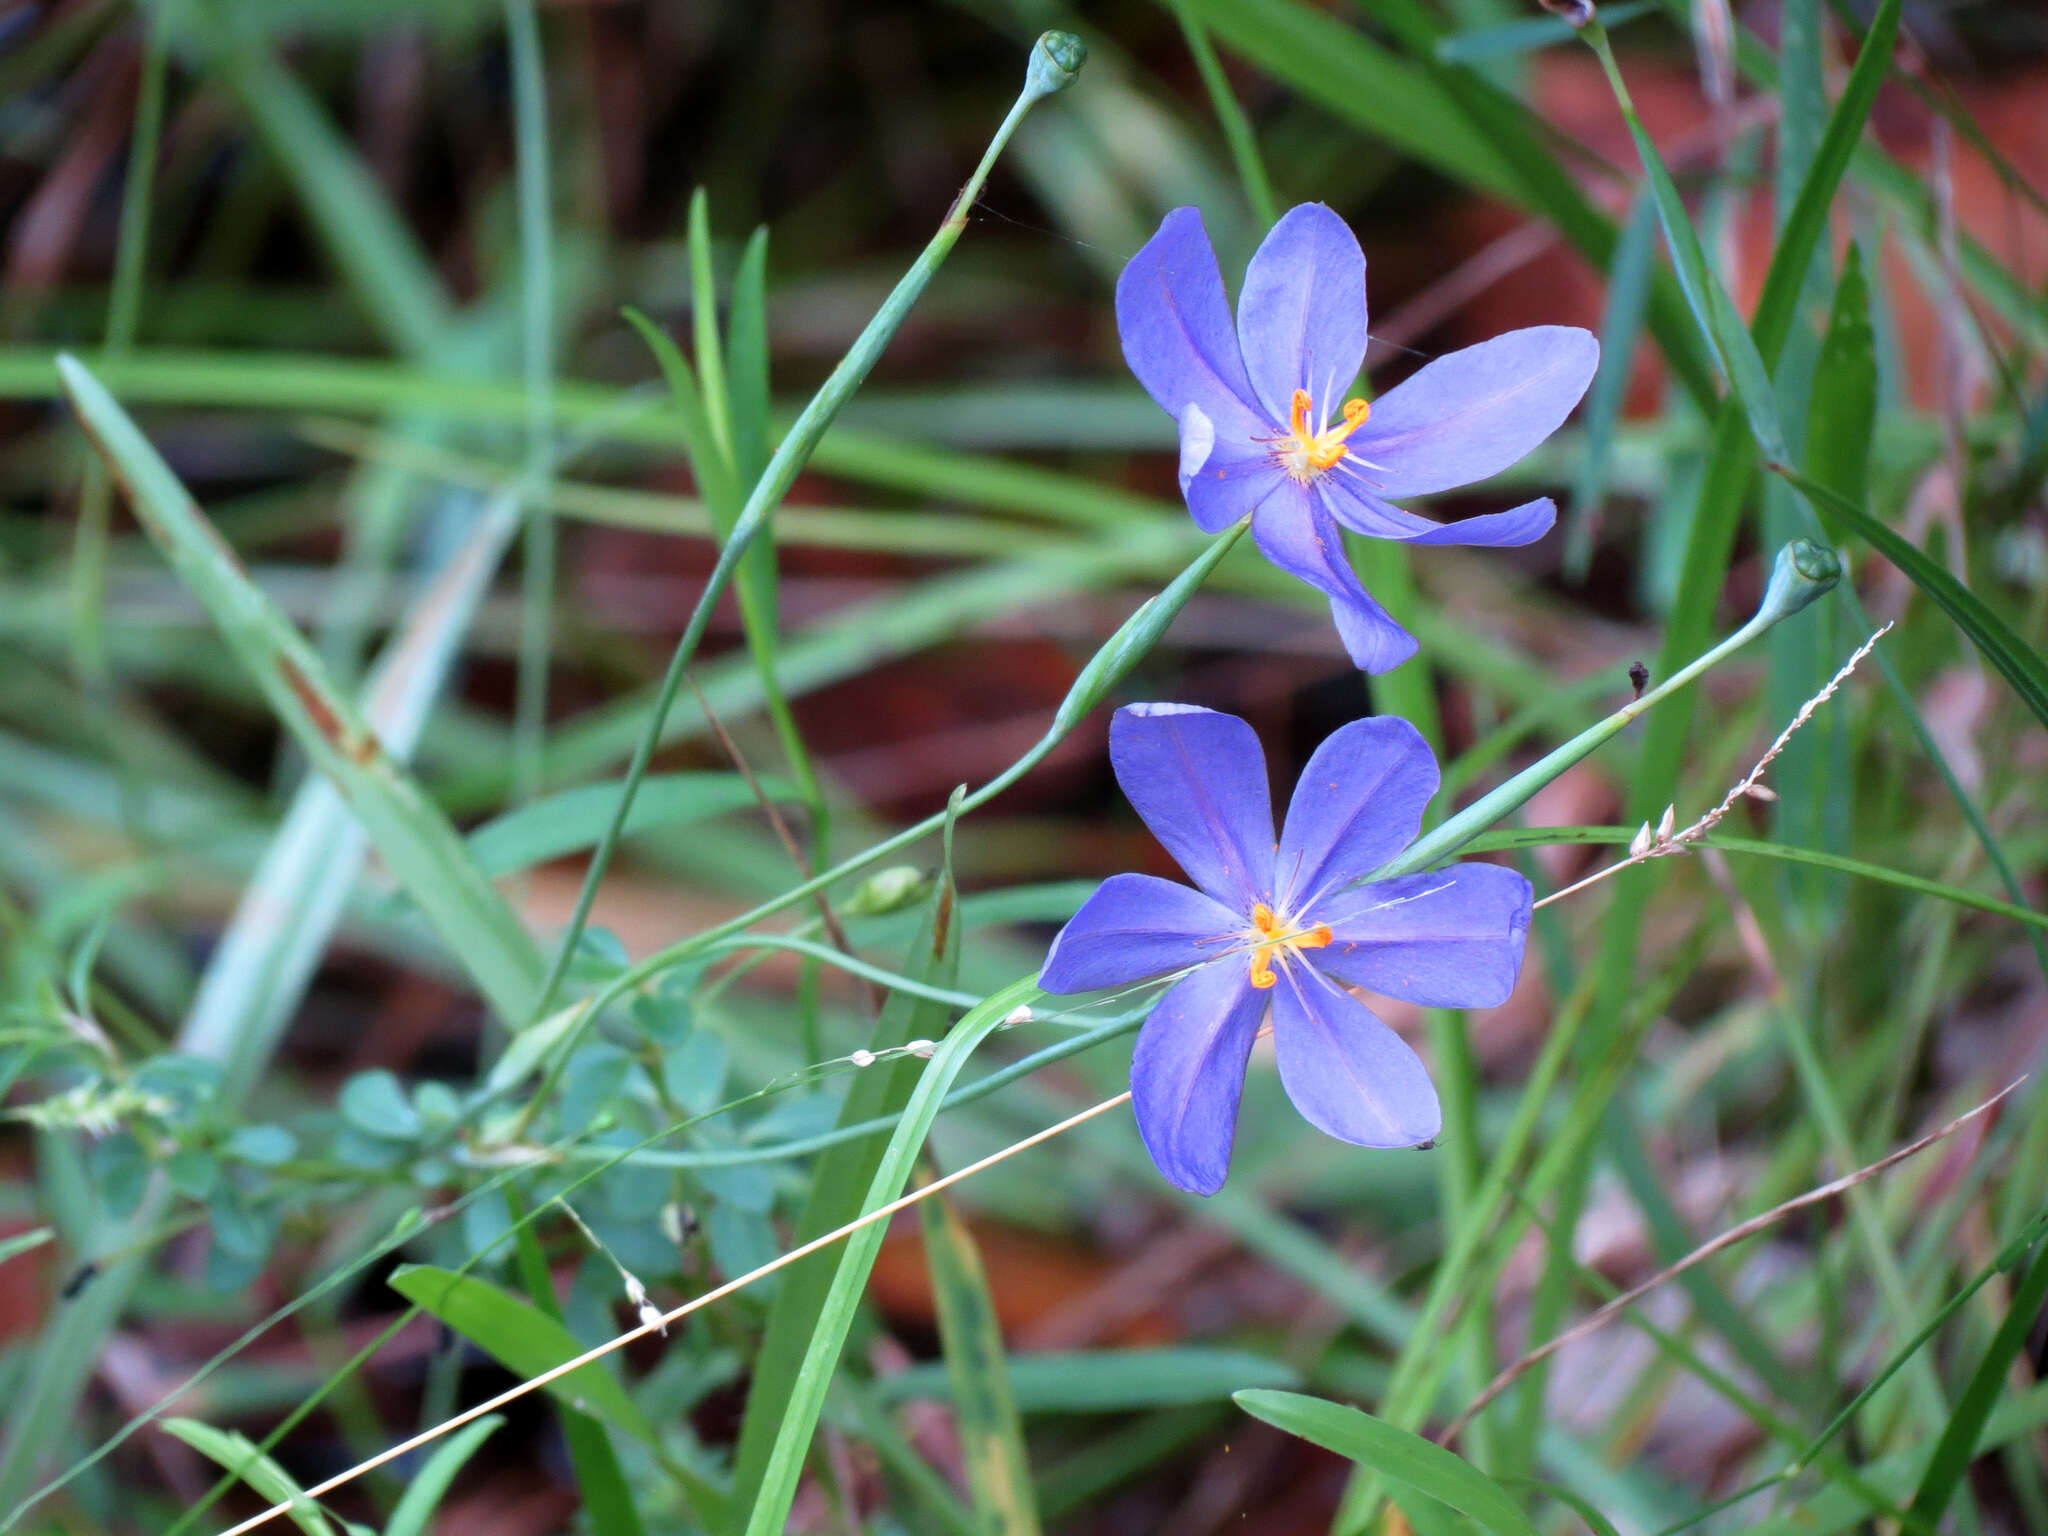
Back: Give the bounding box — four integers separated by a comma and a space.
922, 1166, 1039, 1535
1773, 463, 2048, 732
1234, 1390, 1539, 1536
58, 356, 545, 1026
739, 978, 1042, 1536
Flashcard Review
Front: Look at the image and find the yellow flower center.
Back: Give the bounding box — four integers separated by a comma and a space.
1244, 900, 1334, 990
1270, 388, 1372, 483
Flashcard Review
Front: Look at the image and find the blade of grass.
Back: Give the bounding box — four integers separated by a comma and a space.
71, 3, 167, 683
740, 980, 1046, 1536
506, 0, 557, 811
1772, 463, 2048, 731
58, 356, 545, 1026
920, 1179, 1041, 1536
724, 883, 964, 1526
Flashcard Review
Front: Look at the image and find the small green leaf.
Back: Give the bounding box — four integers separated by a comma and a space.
224, 1124, 297, 1167
166, 1147, 219, 1201
338, 1070, 421, 1141
387, 1265, 657, 1445
207, 1186, 273, 1263
88, 1133, 148, 1218
1233, 1390, 1538, 1536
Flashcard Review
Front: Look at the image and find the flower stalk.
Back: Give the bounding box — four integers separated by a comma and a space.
1374, 538, 1840, 882
528, 31, 1089, 1027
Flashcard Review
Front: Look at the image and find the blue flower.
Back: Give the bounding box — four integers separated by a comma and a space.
1039, 704, 1532, 1195
1118, 203, 1599, 673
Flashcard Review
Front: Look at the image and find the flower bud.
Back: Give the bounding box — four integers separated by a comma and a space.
840, 865, 933, 917
1025, 31, 1087, 100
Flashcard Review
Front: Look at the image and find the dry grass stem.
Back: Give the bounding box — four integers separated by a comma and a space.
1437, 1076, 2022, 1446
1534, 624, 1892, 912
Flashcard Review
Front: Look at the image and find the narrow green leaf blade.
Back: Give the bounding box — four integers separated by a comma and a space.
382, 1416, 503, 1536
56, 355, 545, 1026
1774, 464, 2048, 732
160, 1419, 336, 1536
386, 1265, 657, 1446
1233, 1391, 1538, 1536
728, 883, 968, 1522
1906, 1239, 2048, 1528
922, 1181, 1040, 1535
740, 976, 1043, 1536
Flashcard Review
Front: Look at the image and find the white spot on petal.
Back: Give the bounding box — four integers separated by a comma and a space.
1177, 402, 1217, 489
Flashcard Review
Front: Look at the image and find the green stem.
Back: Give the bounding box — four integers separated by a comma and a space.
1376, 539, 1840, 880
507, 0, 556, 811
1170, 0, 1279, 227
526, 32, 1087, 1028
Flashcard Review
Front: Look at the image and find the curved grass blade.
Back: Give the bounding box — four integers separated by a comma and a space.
1773, 463, 2048, 731
386, 1265, 656, 1445
382, 1415, 503, 1536
160, 1420, 342, 1536
740, 977, 1043, 1536
57, 355, 545, 1026
1233, 1390, 1538, 1536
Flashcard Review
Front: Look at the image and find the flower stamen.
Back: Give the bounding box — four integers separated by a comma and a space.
1270, 388, 1373, 483
1245, 899, 1334, 989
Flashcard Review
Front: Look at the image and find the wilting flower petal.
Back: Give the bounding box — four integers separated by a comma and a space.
1274, 716, 1438, 909
1038, 873, 1238, 994
1109, 704, 1276, 911
1271, 966, 1441, 1149
1316, 864, 1534, 1009
1234, 203, 1368, 425
1348, 327, 1600, 499
1129, 960, 1268, 1196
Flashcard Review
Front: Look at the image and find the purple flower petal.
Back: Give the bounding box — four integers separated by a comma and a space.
1320, 480, 1558, 549
1116, 208, 1269, 443
1179, 406, 1289, 532
1039, 873, 1241, 994
1271, 965, 1440, 1148
1351, 327, 1598, 498
1251, 486, 1418, 674
1314, 865, 1533, 1008
1110, 705, 1276, 911
1235, 204, 1368, 426
1129, 958, 1268, 1195
1276, 717, 1438, 912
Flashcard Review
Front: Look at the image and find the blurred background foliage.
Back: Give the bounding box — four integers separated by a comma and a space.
0, 0, 2046, 1532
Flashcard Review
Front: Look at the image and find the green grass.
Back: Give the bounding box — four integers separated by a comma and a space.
0, 3, 2044, 1534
